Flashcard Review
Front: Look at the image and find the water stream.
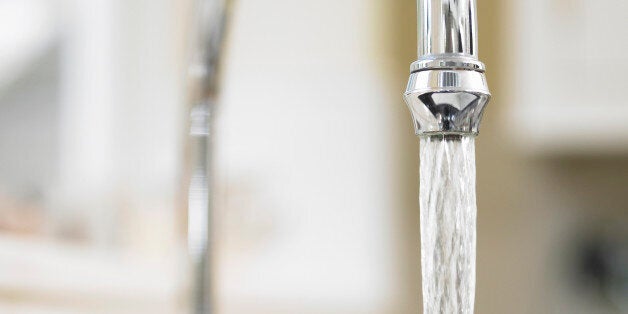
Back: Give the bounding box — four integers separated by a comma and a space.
420, 135, 477, 314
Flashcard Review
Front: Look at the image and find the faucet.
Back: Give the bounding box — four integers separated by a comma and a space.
404, 0, 490, 137
406, 2, 489, 313
187, 1, 229, 314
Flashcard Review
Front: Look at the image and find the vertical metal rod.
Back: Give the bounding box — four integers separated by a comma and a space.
186, 0, 228, 313
188, 102, 213, 314
417, 0, 479, 59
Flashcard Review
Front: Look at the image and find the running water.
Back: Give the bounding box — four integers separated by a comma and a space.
420, 135, 477, 314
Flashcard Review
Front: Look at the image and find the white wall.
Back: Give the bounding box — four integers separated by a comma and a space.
215, 0, 406, 312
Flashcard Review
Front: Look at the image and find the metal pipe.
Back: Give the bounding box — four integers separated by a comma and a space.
186, 1, 229, 313
417, 0, 478, 58
404, 0, 490, 136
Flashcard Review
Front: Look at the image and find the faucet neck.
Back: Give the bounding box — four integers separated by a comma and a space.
418, 0, 479, 59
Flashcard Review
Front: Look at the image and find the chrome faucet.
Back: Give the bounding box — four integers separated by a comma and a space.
187, 1, 229, 314
404, 0, 490, 136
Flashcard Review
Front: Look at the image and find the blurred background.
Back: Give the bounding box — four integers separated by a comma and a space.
0, 0, 626, 313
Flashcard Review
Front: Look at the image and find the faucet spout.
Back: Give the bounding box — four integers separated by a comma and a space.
418, 0, 478, 59
404, 0, 490, 136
